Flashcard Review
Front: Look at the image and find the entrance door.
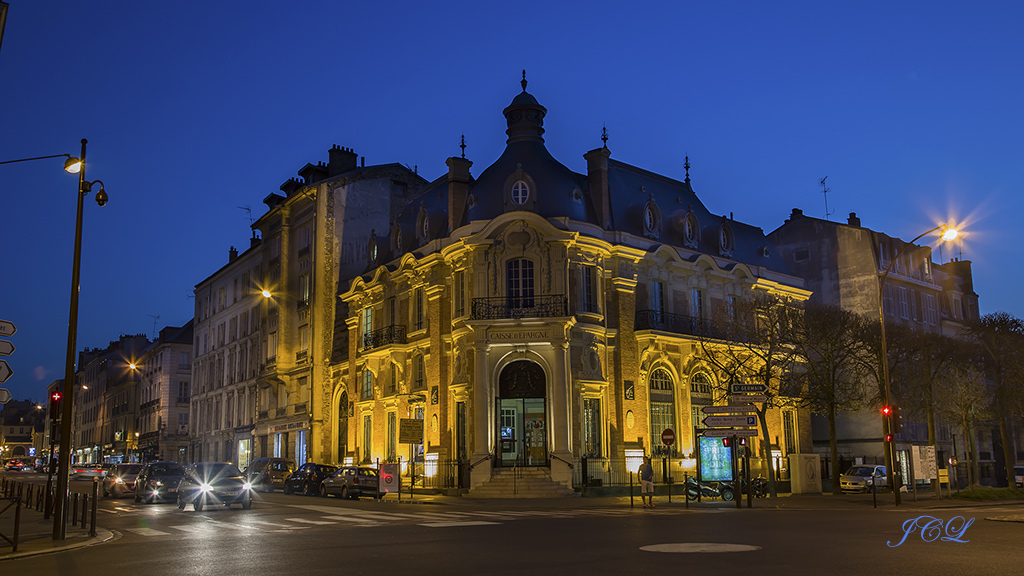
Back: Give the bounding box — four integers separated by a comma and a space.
496, 360, 547, 467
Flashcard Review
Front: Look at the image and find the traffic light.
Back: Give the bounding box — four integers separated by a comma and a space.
881, 405, 893, 418
892, 406, 903, 433
739, 437, 747, 446
885, 433, 894, 443
722, 437, 731, 448
49, 390, 63, 420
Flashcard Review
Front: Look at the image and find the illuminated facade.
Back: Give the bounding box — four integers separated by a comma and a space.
331, 79, 813, 492
136, 322, 193, 464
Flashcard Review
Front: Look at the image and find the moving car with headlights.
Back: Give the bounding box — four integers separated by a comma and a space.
102, 463, 143, 498
5, 460, 24, 471
284, 463, 338, 496
244, 457, 295, 492
839, 464, 888, 493
319, 466, 385, 499
71, 463, 108, 479
177, 462, 253, 511
135, 461, 186, 503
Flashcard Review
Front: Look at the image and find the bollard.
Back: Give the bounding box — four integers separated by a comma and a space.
12, 497, 21, 553
90, 479, 99, 537
80, 495, 88, 529
684, 472, 689, 509
630, 471, 635, 508
71, 493, 79, 525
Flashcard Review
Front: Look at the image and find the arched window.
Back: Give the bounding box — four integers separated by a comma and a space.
337, 390, 348, 463
511, 180, 530, 205
414, 355, 426, 390
506, 259, 535, 309
649, 368, 675, 457
690, 373, 712, 395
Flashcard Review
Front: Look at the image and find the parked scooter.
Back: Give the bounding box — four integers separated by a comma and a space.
685, 476, 735, 501
729, 476, 769, 499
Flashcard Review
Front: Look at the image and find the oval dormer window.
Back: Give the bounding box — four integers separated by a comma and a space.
422, 216, 430, 239
684, 215, 697, 245
371, 242, 377, 262
644, 205, 656, 230
719, 224, 734, 254
511, 180, 529, 205
395, 229, 403, 251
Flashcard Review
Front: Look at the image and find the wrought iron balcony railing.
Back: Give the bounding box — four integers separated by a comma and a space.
471, 295, 568, 320
634, 309, 746, 342
361, 324, 407, 351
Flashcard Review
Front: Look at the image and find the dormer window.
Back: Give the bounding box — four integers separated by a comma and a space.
682, 211, 699, 248
644, 206, 656, 229
511, 180, 529, 205
718, 223, 734, 256
642, 196, 662, 240
422, 216, 430, 239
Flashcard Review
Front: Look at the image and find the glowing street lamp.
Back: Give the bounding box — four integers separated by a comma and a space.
876, 222, 958, 506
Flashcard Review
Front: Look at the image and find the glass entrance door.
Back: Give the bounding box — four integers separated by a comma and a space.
497, 397, 547, 466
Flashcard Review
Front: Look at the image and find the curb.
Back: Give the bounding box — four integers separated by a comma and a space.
0, 529, 115, 561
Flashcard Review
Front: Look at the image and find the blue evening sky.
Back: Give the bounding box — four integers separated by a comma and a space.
1, 1, 1020, 403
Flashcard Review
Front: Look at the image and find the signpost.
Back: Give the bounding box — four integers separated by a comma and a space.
0, 388, 11, 404
398, 418, 424, 444
701, 405, 757, 414
729, 394, 767, 404
661, 428, 675, 446
701, 428, 758, 438
702, 414, 758, 428
0, 340, 12, 356
0, 320, 15, 338
730, 383, 768, 394
0, 359, 11, 384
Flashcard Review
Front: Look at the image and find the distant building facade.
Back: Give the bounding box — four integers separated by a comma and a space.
768, 210, 984, 480
136, 322, 194, 464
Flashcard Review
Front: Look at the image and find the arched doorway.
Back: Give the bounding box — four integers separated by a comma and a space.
496, 360, 547, 467
337, 390, 348, 464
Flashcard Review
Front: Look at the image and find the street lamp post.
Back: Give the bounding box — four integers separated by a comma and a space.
53, 139, 107, 540
876, 224, 957, 507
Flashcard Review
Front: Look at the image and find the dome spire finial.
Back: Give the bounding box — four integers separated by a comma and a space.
684, 155, 691, 184
521, 69, 527, 92
460, 134, 466, 158
601, 124, 609, 149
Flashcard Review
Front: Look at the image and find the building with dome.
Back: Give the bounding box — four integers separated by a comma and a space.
329, 76, 814, 493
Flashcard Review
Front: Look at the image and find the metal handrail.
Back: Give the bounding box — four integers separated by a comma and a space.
550, 453, 574, 469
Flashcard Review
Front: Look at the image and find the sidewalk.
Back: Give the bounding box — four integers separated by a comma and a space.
0, 509, 113, 561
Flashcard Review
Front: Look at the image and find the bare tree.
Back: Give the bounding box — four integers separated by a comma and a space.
790, 302, 870, 495
934, 354, 990, 486
968, 312, 1024, 489
697, 291, 801, 498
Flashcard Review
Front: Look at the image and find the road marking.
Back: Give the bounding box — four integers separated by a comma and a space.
247, 519, 293, 528
641, 543, 762, 553
320, 515, 382, 525
126, 527, 171, 537
286, 517, 336, 525
420, 521, 500, 528
170, 525, 207, 533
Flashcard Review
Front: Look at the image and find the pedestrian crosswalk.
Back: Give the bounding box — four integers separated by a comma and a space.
119, 504, 692, 539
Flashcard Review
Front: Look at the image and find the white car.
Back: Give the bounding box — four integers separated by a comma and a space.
840, 465, 888, 493
1014, 465, 1023, 488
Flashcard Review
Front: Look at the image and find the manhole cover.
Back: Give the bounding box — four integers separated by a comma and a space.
641, 543, 762, 553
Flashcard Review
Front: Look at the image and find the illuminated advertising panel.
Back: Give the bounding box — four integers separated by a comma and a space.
699, 436, 734, 481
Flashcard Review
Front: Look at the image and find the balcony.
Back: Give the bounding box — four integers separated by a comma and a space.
634, 310, 744, 342
471, 295, 568, 320
360, 325, 407, 351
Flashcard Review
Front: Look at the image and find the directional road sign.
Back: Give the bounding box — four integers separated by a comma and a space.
0, 340, 13, 356
702, 428, 758, 438
0, 359, 11, 384
0, 320, 15, 338
661, 428, 675, 446
701, 405, 757, 414
730, 394, 767, 404
702, 414, 758, 428
731, 383, 767, 394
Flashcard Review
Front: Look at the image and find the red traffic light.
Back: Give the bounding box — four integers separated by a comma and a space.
885, 433, 894, 442
739, 437, 747, 446
881, 406, 893, 417
51, 391, 62, 402
722, 438, 731, 447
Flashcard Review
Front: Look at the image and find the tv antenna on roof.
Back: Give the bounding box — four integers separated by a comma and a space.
148, 315, 160, 339
238, 205, 253, 226
820, 176, 834, 221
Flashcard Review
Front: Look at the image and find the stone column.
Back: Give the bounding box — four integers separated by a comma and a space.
470, 338, 491, 488
549, 340, 573, 487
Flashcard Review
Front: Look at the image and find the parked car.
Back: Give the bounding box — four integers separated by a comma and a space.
177, 462, 253, 511
4, 460, 24, 471
319, 466, 385, 500
284, 463, 337, 496
70, 463, 108, 479
135, 461, 186, 503
840, 464, 888, 493
103, 463, 143, 498
244, 458, 295, 492
1014, 465, 1023, 488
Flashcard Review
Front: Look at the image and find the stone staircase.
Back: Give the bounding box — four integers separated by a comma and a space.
467, 466, 577, 498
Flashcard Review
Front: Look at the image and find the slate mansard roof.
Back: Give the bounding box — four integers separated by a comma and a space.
375, 80, 793, 277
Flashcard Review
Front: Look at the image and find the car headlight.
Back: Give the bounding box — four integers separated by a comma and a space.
243, 482, 252, 491
200, 483, 212, 492
115, 477, 124, 484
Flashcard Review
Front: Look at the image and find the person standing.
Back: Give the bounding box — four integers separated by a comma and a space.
639, 456, 655, 508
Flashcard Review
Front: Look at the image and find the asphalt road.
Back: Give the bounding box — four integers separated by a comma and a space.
3, 472, 1023, 575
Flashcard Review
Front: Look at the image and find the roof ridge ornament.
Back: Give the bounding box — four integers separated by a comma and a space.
684, 155, 691, 184
460, 134, 466, 159
601, 124, 609, 149
521, 69, 528, 92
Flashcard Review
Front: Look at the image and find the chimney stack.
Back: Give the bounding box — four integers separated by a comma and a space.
446, 156, 473, 233
584, 147, 612, 229
328, 145, 358, 177
848, 212, 861, 227
229, 246, 238, 262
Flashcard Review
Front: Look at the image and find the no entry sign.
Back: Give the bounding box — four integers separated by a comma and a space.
661, 428, 675, 446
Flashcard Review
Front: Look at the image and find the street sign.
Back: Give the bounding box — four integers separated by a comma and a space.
730, 394, 767, 404
0, 340, 13, 356
661, 428, 675, 446
379, 462, 399, 492
702, 428, 758, 438
701, 405, 757, 414
0, 359, 11, 384
0, 388, 11, 404
702, 414, 758, 428
0, 320, 15, 337
731, 383, 767, 394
